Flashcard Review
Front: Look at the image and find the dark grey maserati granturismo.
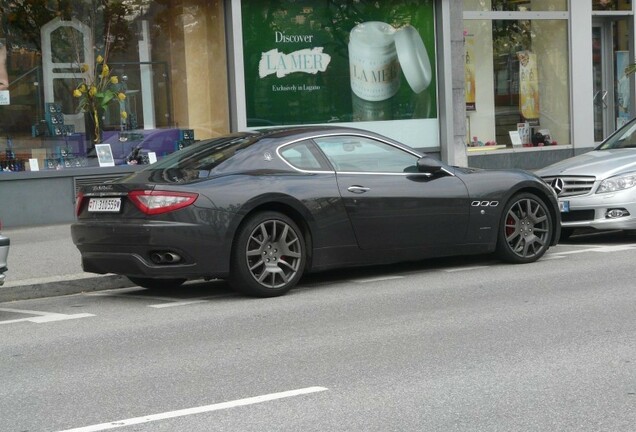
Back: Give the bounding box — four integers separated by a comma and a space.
71, 126, 560, 297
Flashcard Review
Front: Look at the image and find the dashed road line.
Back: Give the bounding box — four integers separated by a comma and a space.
444, 266, 491, 273
541, 254, 566, 260
56, 386, 328, 432
552, 243, 636, 256
149, 299, 210, 308
0, 307, 95, 324
351, 275, 405, 283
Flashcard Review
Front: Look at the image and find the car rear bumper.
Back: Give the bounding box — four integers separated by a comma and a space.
71, 220, 230, 280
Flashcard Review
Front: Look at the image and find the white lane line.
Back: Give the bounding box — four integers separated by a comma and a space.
56, 386, 328, 432
85, 287, 144, 296
555, 244, 636, 255
0, 308, 95, 324
541, 254, 566, 260
149, 300, 210, 308
351, 275, 404, 283
444, 266, 490, 273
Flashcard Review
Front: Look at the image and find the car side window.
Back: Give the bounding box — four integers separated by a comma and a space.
279, 140, 329, 171
314, 136, 418, 173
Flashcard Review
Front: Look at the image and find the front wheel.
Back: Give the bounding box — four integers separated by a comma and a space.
496, 193, 553, 264
229, 211, 306, 297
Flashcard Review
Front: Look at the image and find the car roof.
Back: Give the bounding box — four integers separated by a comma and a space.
253, 125, 393, 142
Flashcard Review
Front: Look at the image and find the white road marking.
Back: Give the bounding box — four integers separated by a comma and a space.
0, 307, 94, 324
555, 244, 636, 255
87, 287, 234, 307
541, 254, 566, 260
351, 275, 405, 283
56, 386, 328, 432
85, 287, 146, 296
444, 266, 491, 273
88, 292, 178, 301
149, 299, 210, 308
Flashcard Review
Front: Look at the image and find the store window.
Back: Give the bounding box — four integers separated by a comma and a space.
593, 0, 633, 11
0, 1, 229, 173
464, 0, 567, 12
464, 2, 570, 149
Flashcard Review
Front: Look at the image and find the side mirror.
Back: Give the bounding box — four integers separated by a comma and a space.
416, 156, 443, 174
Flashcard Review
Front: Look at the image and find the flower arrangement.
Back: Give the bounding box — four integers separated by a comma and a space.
72, 25, 127, 143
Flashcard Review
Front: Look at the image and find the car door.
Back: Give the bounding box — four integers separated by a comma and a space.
313, 135, 470, 250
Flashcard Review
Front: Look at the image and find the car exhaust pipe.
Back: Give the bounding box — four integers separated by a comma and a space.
163, 252, 181, 263
150, 251, 182, 265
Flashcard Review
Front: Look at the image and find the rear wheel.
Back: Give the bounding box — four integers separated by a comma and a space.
127, 276, 186, 290
229, 211, 305, 297
496, 193, 553, 264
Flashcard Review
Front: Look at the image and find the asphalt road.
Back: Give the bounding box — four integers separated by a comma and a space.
1, 231, 636, 432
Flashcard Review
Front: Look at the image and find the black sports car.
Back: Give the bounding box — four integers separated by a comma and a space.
71, 126, 560, 297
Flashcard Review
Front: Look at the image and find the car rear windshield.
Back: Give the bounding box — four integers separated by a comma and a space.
598, 120, 636, 150
138, 133, 261, 183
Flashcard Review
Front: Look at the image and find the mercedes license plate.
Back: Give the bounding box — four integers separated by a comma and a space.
559, 200, 569, 213
88, 197, 122, 213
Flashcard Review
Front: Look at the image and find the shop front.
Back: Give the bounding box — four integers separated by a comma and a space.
463, 0, 636, 170
0, 0, 231, 226
1, 1, 634, 227
1, 0, 466, 227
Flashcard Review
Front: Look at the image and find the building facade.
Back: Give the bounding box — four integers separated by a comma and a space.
0, 0, 634, 226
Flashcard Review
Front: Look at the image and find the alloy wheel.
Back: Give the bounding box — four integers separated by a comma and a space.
245, 219, 302, 289
503, 197, 551, 259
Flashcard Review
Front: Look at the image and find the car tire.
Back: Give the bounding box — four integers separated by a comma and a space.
496, 192, 553, 264
229, 211, 306, 297
127, 276, 186, 290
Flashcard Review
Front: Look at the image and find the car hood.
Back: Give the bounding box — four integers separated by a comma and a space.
536, 149, 636, 178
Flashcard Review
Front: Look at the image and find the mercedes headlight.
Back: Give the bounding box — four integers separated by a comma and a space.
597, 172, 636, 194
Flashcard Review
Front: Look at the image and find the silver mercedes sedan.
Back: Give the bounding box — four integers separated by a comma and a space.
536, 119, 636, 239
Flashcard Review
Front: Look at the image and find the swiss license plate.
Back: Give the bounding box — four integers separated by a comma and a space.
88, 197, 122, 213
559, 200, 570, 213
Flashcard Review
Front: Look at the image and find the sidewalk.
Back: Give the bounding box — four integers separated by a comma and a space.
0, 223, 134, 303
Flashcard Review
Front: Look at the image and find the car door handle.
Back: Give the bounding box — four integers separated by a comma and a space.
347, 186, 370, 194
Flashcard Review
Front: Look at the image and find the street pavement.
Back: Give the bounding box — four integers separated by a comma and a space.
0, 223, 133, 303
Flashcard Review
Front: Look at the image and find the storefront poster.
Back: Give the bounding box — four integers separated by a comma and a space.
517, 50, 540, 121
464, 32, 476, 111
240, 0, 437, 127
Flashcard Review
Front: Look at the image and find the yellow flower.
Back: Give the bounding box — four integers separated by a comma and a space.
117, 92, 126, 101
88, 86, 97, 97
100, 64, 110, 78
79, 83, 87, 93
73, 89, 82, 98
121, 111, 128, 120
96, 55, 104, 64
110, 76, 119, 84
80, 64, 89, 73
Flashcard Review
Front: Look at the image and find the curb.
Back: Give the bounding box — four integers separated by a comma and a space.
0, 275, 135, 303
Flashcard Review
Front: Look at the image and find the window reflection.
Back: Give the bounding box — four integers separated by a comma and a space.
464, 18, 570, 148
593, 0, 632, 11
463, 0, 568, 12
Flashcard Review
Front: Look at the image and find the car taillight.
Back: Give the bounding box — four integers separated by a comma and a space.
128, 190, 198, 215
75, 191, 85, 216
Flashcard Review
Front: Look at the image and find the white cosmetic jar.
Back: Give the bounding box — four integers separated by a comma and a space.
349, 22, 432, 102
348, 21, 400, 102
